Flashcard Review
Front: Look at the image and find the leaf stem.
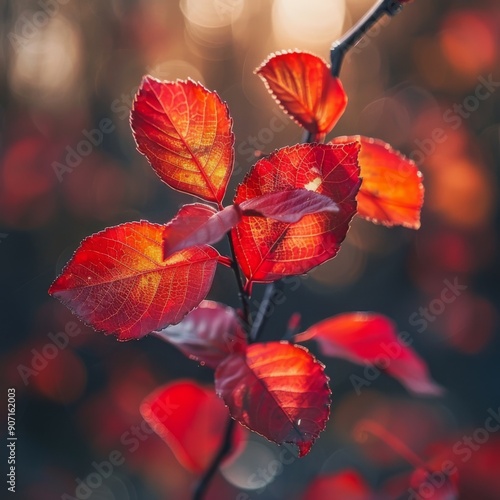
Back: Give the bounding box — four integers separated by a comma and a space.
227, 233, 251, 326
302, 130, 317, 143
330, 0, 405, 77
193, 417, 236, 500
250, 78, 323, 343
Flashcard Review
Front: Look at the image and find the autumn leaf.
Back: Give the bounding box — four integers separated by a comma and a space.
232, 143, 361, 284
295, 312, 443, 396
409, 467, 458, 500
331, 136, 424, 229
215, 341, 331, 457
239, 188, 339, 223
49, 221, 219, 341
256, 51, 347, 140
303, 470, 373, 500
153, 300, 247, 368
140, 380, 246, 473
131, 76, 234, 204
163, 204, 241, 259
163, 190, 340, 258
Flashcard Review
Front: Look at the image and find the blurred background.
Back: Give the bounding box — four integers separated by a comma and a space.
1, 0, 499, 498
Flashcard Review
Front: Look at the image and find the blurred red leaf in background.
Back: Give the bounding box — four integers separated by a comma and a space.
295, 312, 442, 396
140, 380, 246, 474
302, 470, 373, 500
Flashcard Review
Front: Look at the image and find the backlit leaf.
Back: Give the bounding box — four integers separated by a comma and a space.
295, 312, 443, 396
49, 221, 219, 341
153, 300, 247, 368
331, 136, 424, 229
215, 341, 331, 457
239, 188, 339, 223
162, 190, 339, 258
256, 51, 347, 140
140, 380, 246, 473
131, 76, 234, 203
232, 143, 361, 283
163, 204, 241, 258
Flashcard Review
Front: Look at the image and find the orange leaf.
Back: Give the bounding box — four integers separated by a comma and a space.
215, 341, 331, 457
295, 312, 443, 396
49, 221, 219, 341
154, 300, 247, 368
131, 76, 234, 203
140, 380, 246, 473
331, 136, 424, 229
231, 143, 361, 283
256, 51, 347, 140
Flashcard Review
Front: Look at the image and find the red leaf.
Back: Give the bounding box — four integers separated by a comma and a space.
140, 380, 246, 473
303, 470, 373, 500
48, 221, 219, 341
295, 313, 443, 396
163, 203, 241, 258
256, 51, 347, 140
131, 76, 234, 203
162, 190, 336, 258
153, 300, 247, 368
331, 136, 424, 229
410, 467, 458, 500
232, 143, 361, 283
215, 341, 331, 457
239, 188, 339, 223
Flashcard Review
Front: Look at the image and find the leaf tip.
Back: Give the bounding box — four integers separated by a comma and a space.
296, 440, 313, 458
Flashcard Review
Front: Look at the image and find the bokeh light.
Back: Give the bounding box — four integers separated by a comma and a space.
10, 15, 82, 106
272, 0, 346, 50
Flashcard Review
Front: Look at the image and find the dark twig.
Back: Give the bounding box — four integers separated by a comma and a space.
250, 281, 283, 342
227, 234, 250, 327
330, 0, 405, 77
252, 110, 319, 343
193, 418, 236, 500
196, 3, 409, 497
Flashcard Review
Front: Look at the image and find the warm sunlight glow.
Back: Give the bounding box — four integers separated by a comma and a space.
272, 0, 346, 48
181, 0, 245, 29
10, 16, 81, 105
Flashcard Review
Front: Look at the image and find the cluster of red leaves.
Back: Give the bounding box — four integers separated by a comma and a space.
49, 49, 428, 460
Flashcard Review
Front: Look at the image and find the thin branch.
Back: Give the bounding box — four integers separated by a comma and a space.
194, 3, 409, 497
330, 0, 405, 77
227, 233, 250, 325
250, 281, 280, 342
193, 418, 236, 500
251, 106, 320, 343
